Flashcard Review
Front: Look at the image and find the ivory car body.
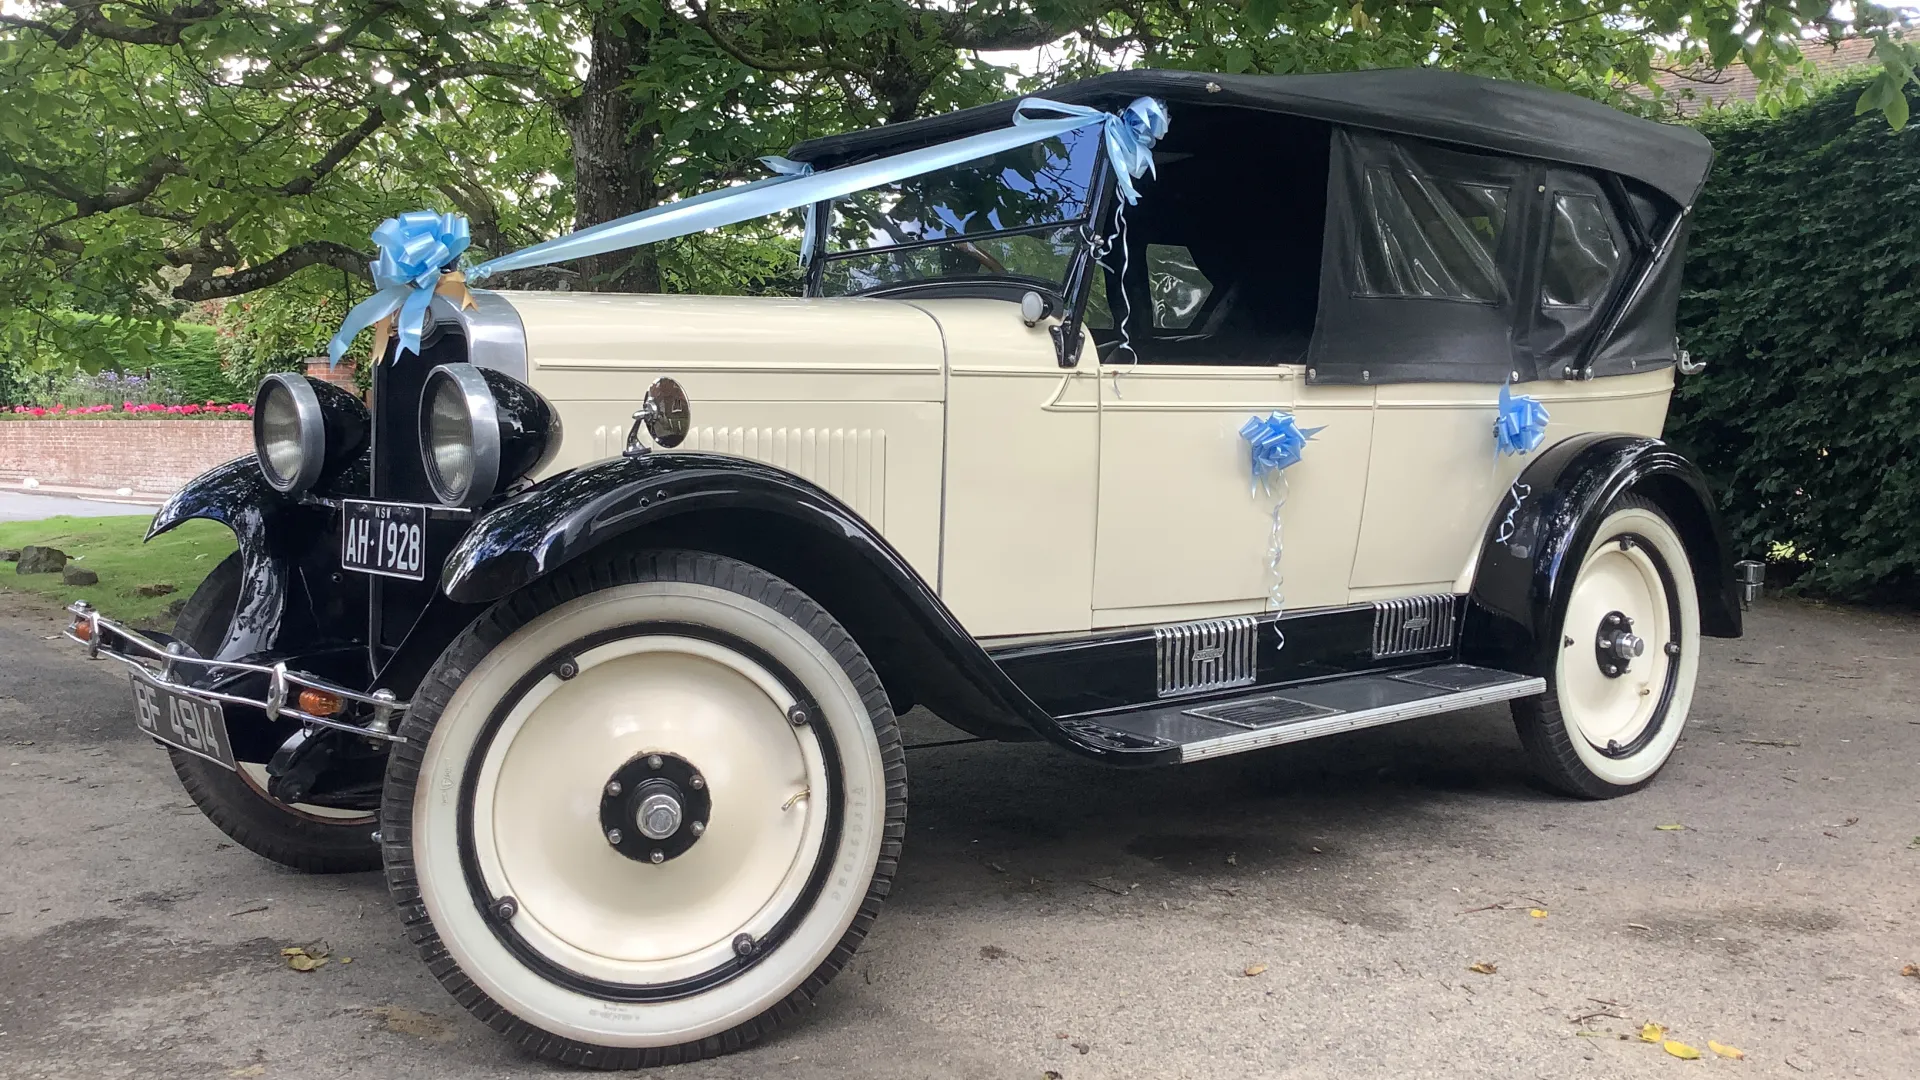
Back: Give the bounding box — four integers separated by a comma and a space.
66, 67, 1748, 1068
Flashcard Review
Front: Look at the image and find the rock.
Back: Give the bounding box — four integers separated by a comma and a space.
14, 546, 68, 574
0, 548, 19, 562
62, 564, 99, 587
136, 583, 176, 597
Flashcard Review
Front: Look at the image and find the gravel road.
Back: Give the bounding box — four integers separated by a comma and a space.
1, 593, 1915, 1079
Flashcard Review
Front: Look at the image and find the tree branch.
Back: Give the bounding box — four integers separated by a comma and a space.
170, 240, 370, 301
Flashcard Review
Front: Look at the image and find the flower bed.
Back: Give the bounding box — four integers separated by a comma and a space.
6, 401, 253, 419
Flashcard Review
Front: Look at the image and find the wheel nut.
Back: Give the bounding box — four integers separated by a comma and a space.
557, 659, 578, 679
492, 896, 518, 921
650, 850, 664, 864
733, 933, 756, 957
689, 774, 705, 790
690, 821, 705, 836
606, 780, 622, 797
1665, 641, 1681, 657
647, 754, 663, 770
787, 705, 809, 726
606, 828, 623, 845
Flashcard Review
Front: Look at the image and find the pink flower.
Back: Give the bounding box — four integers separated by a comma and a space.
28, 407, 46, 417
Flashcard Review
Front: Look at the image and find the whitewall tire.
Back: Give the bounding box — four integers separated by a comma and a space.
381, 551, 906, 1067
1513, 496, 1701, 798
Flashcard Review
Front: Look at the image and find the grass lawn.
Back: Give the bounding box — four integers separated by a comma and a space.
0, 515, 234, 625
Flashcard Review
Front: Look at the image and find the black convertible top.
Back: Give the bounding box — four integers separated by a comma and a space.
787, 68, 1713, 207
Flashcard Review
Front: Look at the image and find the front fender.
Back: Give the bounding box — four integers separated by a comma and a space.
147, 456, 295, 660
1462, 434, 1742, 679
443, 453, 1179, 766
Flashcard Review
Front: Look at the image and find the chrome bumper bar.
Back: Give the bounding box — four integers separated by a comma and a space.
64, 600, 410, 744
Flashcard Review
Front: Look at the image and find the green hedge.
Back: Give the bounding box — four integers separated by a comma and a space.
3, 314, 244, 405
1667, 75, 1920, 606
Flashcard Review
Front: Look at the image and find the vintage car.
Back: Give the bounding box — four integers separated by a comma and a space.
66, 68, 1754, 1066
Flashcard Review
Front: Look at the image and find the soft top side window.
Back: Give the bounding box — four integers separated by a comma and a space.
1540, 193, 1621, 309
1353, 168, 1509, 303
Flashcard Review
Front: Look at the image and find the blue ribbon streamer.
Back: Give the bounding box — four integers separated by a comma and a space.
758, 155, 817, 264
331, 97, 1170, 365
1494, 382, 1551, 456
464, 95, 1168, 283
326, 211, 470, 366
1239, 412, 1323, 494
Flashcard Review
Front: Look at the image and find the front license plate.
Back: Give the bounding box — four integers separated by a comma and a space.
131, 674, 236, 770
341, 499, 427, 581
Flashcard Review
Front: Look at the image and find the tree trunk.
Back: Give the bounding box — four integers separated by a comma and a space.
564, 6, 660, 292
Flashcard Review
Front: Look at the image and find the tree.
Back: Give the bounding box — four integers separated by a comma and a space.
5, 0, 1920, 379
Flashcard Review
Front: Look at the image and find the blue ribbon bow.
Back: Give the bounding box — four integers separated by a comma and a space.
1494, 382, 1551, 456
1239, 412, 1323, 494
1013, 96, 1170, 204
326, 211, 471, 366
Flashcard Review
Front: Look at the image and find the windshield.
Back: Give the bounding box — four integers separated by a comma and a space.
814, 128, 1101, 296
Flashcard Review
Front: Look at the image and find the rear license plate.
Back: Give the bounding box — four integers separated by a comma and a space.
131, 674, 236, 770
341, 499, 427, 581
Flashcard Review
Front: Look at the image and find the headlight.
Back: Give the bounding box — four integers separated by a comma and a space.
419, 363, 558, 507
252, 374, 368, 494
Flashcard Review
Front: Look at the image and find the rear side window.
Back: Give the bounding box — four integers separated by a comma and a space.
1353, 168, 1509, 302
1145, 245, 1213, 329
1541, 193, 1620, 308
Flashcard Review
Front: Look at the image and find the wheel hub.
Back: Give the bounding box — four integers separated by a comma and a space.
599, 752, 710, 864
1593, 610, 1645, 678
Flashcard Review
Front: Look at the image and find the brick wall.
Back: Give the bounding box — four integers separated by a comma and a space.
0, 420, 254, 494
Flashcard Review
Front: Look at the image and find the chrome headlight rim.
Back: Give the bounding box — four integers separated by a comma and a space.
420, 362, 502, 509
253, 373, 326, 494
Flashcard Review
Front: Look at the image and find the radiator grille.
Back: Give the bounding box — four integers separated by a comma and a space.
1370, 594, 1456, 658
1154, 615, 1258, 698
685, 426, 886, 527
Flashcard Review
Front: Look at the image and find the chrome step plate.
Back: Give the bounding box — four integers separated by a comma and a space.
1083, 663, 1544, 764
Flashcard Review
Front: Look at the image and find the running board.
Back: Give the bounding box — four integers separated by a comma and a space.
1061, 664, 1545, 764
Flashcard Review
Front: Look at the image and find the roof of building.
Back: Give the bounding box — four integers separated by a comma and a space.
787, 68, 1716, 206
1652, 37, 1880, 114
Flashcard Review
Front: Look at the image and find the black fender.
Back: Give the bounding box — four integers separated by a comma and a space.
443, 452, 1177, 766
147, 456, 296, 660
147, 455, 368, 664
1461, 433, 1742, 679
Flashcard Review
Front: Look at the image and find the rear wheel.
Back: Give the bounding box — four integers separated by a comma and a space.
1513, 496, 1701, 798
165, 554, 381, 872
381, 550, 905, 1067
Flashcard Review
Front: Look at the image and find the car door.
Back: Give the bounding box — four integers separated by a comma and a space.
1089, 244, 1373, 628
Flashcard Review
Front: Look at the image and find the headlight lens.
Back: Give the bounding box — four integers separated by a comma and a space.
257, 381, 309, 488
251, 373, 369, 495
419, 363, 557, 508
425, 374, 478, 500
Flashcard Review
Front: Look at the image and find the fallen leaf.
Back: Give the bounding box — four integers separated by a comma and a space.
1244, 963, 1268, 977
366, 1005, 454, 1041
1709, 1040, 1745, 1060
1664, 1040, 1702, 1060
279, 947, 303, 957
339, 956, 352, 964
1529, 909, 1548, 919
1900, 963, 1919, 978
286, 952, 326, 972
1626, 922, 1653, 931
979, 945, 1010, 961
301, 940, 330, 960
1639, 1021, 1667, 1043
1467, 962, 1498, 975
1655, 824, 1686, 831
1574, 1030, 1606, 1038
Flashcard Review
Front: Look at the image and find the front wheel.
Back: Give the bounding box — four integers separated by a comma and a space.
381, 551, 905, 1067
1513, 496, 1702, 798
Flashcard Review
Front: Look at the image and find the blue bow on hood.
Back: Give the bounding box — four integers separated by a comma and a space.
326, 211, 471, 366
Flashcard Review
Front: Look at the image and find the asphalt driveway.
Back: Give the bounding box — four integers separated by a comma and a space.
0, 593, 1915, 1079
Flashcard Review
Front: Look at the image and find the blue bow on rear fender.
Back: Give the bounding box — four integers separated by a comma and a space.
1494, 382, 1551, 456
1239, 412, 1323, 495
326, 211, 471, 366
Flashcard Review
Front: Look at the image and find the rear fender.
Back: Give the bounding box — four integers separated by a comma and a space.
443, 453, 1176, 766
1462, 434, 1742, 678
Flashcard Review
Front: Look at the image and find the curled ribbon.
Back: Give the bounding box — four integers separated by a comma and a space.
326, 211, 472, 366
1494, 382, 1551, 456
1238, 412, 1323, 495
1013, 96, 1170, 204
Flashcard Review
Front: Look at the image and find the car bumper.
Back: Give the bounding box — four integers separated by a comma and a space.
62, 600, 411, 744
